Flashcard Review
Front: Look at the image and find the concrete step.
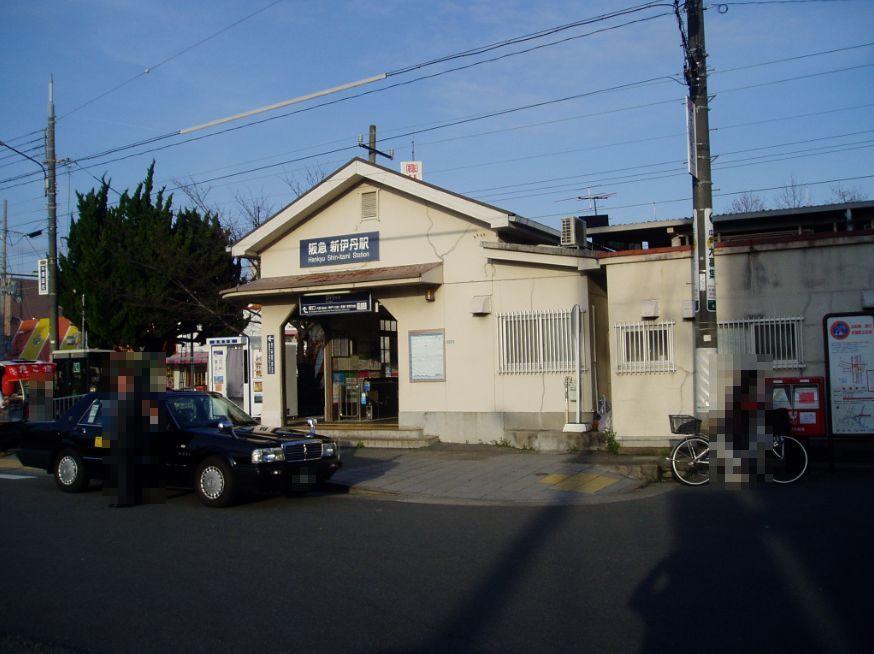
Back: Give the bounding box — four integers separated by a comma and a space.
318, 427, 437, 449
507, 430, 605, 453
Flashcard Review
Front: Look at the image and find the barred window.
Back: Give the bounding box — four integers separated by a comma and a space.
718, 317, 804, 368
614, 321, 676, 373
497, 309, 581, 374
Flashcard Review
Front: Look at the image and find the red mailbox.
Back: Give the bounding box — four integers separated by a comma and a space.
766, 376, 826, 437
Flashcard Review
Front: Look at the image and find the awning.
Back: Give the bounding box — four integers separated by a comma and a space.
221, 262, 442, 300
167, 352, 208, 366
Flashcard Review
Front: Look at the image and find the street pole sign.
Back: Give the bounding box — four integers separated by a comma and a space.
686, 97, 698, 179
37, 258, 49, 295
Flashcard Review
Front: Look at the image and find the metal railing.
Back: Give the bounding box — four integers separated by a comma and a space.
497, 308, 582, 374
614, 321, 676, 374
718, 316, 804, 368
52, 394, 86, 419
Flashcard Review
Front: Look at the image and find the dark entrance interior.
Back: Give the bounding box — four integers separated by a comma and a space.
289, 306, 398, 422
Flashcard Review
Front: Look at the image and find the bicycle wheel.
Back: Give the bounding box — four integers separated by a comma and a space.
765, 436, 808, 484
671, 436, 710, 486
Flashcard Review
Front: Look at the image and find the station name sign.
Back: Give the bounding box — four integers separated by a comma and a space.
300, 292, 373, 316
300, 231, 379, 268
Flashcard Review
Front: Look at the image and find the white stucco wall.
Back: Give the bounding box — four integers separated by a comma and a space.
604, 235, 874, 447
252, 179, 594, 442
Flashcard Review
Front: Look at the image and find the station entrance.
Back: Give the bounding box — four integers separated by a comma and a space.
286, 304, 398, 424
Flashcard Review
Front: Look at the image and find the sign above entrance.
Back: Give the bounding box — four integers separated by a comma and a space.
300, 292, 373, 316
300, 231, 380, 268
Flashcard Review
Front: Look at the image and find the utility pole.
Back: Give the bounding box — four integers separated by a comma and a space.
681, 0, 717, 416
1, 199, 6, 349
358, 124, 394, 164
46, 76, 59, 356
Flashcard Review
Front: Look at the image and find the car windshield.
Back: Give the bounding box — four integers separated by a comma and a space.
166, 395, 257, 429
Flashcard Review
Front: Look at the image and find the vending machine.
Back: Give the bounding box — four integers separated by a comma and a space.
206, 336, 263, 419
767, 376, 826, 438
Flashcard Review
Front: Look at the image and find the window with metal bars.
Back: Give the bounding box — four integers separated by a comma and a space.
497, 309, 581, 374
614, 321, 676, 373
717, 316, 804, 368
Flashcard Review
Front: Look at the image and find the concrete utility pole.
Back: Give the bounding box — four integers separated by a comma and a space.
46, 76, 60, 355
684, 0, 717, 416
1, 199, 6, 346
358, 124, 394, 164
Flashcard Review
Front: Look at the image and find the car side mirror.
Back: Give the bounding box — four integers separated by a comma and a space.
217, 418, 233, 434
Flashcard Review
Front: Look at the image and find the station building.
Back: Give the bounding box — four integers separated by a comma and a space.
224, 158, 874, 448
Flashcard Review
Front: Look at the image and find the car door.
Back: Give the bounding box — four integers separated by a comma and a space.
161, 398, 197, 487
75, 398, 108, 478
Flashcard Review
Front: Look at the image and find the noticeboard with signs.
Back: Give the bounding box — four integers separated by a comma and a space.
300, 231, 379, 268
824, 313, 874, 436
409, 329, 445, 382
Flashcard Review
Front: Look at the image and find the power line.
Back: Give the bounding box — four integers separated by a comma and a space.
57, 0, 286, 121
4, 51, 873, 196
713, 41, 874, 75
530, 172, 874, 219
3, 32, 870, 191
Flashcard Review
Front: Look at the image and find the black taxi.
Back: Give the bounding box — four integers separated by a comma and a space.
16, 391, 341, 507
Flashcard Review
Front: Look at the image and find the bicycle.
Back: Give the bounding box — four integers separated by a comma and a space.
668, 414, 809, 486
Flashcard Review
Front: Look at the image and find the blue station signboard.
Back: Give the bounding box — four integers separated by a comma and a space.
300, 231, 379, 267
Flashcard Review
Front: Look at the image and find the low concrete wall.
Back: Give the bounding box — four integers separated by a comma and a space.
399, 410, 595, 445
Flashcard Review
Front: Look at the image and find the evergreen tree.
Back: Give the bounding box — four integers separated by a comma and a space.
59, 163, 247, 352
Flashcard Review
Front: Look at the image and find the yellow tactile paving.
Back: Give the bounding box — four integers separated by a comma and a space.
539, 471, 620, 494
538, 473, 569, 485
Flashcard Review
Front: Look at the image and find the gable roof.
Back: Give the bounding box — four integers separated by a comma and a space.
230, 157, 558, 257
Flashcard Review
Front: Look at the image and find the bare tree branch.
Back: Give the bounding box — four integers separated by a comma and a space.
729, 192, 766, 214
830, 185, 867, 204
280, 163, 328, 200
775, 175, 812, 209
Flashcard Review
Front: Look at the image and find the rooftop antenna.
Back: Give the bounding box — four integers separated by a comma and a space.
576, 190, 615, 217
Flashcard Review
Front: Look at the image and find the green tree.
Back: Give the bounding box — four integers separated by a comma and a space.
59, 164, 247, 352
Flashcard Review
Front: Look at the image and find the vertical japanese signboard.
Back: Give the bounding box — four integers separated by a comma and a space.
825, 313, 874, 436
266, 334, 275, 375
37, 259, 49, 295
686, 97, 698, 179
704, 208, 716, 312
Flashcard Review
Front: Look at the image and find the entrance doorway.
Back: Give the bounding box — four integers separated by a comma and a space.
286, 306, 399, 423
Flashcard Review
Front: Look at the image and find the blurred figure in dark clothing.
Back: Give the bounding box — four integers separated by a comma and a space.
103, 352, 166, 507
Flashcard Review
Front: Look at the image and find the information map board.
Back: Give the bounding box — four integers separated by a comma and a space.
824, 313, 874, 436
409, 330, 445, 382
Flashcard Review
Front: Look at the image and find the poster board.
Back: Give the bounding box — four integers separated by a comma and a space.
409, 330, 445, 382
824, 313, 874, 436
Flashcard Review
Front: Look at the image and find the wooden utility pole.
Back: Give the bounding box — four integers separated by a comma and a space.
683, 0, 717, 415
358, 124, 394, 164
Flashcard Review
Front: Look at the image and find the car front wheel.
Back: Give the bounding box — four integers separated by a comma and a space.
195, 457, 236, 507
54, 448, 89, 493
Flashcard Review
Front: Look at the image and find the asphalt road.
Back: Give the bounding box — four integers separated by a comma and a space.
1, 470, 872, 653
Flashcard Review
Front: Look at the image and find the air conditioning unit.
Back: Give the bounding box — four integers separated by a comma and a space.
560, 216, 587, 248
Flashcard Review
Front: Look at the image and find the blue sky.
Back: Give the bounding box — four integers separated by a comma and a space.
2, 0, 873, 275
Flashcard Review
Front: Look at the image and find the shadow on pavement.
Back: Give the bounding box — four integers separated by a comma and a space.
631, 471, 872, 653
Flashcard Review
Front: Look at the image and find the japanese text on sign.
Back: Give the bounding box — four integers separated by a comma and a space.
300, 231, 380, 267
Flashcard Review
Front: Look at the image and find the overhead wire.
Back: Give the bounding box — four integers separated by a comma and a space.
57, 0, 286, 121
0, 4, 675, 190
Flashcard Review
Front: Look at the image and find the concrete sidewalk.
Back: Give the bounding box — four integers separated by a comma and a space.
0, 445, 671, 505
330, 443, 669, 505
